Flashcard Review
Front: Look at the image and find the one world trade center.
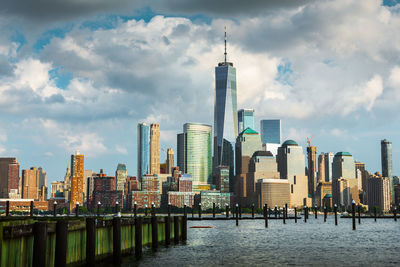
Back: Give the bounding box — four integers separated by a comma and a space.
213, 30, 238, 192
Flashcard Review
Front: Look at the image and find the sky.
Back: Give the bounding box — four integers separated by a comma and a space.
1, 0, 400, 184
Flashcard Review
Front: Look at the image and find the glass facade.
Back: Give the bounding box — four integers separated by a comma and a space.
183, 123, 212, 191
260, 119, 281, 144
137, 122, 150, 179
381, 139, 392, 178
332, 152, 355, 180
214, 62, 238, 169
277, 141, 305, 184
324, 152, 334, 182
238, 109, 255, 134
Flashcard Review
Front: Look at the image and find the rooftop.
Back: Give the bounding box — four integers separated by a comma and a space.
282, 140, 298, 147
239, 127, 258, 135
335, 152, 352, 157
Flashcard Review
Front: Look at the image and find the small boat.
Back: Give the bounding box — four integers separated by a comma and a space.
190, 226, 213, 229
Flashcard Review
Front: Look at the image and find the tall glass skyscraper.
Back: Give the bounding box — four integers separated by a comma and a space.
137, 122, 150, 179
260, 119, 281, 144
179, 123, 212, 191
381, 139, 394, 203
238, 109, 254, 134
213, 45, 238, 186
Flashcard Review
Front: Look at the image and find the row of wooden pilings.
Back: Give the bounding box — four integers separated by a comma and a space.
30, 206, 187, 267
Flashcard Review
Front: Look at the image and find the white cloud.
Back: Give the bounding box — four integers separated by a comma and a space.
115, 145, 128, 155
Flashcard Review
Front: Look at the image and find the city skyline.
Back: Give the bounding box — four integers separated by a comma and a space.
0, 0, 400, 185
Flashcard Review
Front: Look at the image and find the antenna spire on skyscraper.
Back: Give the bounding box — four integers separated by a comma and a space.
224, 26, 227, 63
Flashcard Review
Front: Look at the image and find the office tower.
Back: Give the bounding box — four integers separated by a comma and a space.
0, 158, 19, 198
277, 140, 308, 207
381, 139, 393, 178
179, 123, 212, 192
235, 128, 262, 203
116, 164, 127, 194
137, 122, 150, 179
150, 123, 160, 175
213, 31, 238, 188
307, 145, 317, 199
381, 139, 394, 204
367, 173, 391, 212
332, 152, 359, 208
216, 165, 230, 193
64, 164, 71, 189
70, 151, 84, 211
317, 153, 325, 183
50, 181, 64, 198
260, 119, 281, 144
355, 162, 368, 192
315, 182, 332, 208
177, 133, 185, 172
324, 152, 334, 182
238, 109, 255, 133
83, 169, 93, 203
166, 148, 174, 174
91, 175, 122, 210
21, 167, 38, 199
37, 167, 46, 189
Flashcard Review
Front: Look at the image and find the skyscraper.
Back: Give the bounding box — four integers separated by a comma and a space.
324, 152, 334, 182
22, 167, 38, 199
0, 158, 19, 198
307, 145, 317, 198
177, 133, 185, 172
150, 123, 160, 175
381, 139, 394, 204
213, 31, 238, 184
317, 153, 325, 183
115, 163, 127, 193
70, 151, 84, 211
381, 139, 392, 178
137, 122, 150, 179
260, 119, 281, 155
166, 148, 174, 174
238, 109, 254, 134
179, 123, 212, 191
260, 119, 281, 144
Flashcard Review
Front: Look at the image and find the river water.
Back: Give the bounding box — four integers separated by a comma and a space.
122, 216, 400, 266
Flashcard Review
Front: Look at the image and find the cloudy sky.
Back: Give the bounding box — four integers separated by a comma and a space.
1, 0, 400, 183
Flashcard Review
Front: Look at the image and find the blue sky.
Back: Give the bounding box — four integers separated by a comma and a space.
1, 0, 400, 184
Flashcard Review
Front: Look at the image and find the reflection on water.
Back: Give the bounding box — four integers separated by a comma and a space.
122, 216, 400, 266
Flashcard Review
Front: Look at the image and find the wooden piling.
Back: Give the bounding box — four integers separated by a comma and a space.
113, 217, 122, 264
283, 207, 286, 224
264, 204, 268, 228
324, 206, 327, 222
6, 200, 9, 216
33, 222, 47, 267
213, 202, 216, 218
374, 206, 377, 222
134, 202, 137, 218
184, 204, 187, 218
285, 203, 288, 220
226, 204, 229, 218
235, 204, 239, 226
53, 202, 57, 217
394, 207, 397, 222
314, 205, 318, 219
30, 201, 34, 216
358, 205, 361, 224
252, 204, 255, 219
135, 217, 143, 260
97, 202, 101, 216
352, 201, 356, 230
304, 206, 307, 223
86, 218, 96, 266
334, 204, 338, 226
174, 216, 179, 244
239, 204, 242, 219
274, 205, 278, 218
55, 220, 68, 267
294, 206, 297, 223
198, 203, 202, 219
165, 216, 171, 246
151, 205, 158, 251
182, 215, 187, 242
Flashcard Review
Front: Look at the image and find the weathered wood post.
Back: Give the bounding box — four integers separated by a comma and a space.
285, 203, 288, 220
306, 206, 309, 221
97, 201, 101, 216
198, 203, 202, 219
283, 206, 286, 224
75, 202, 79, 217
174, 216, 179, 244
168, 203, 171, 218
358, 205, 361, 224
135, 217, 143, 260
151, 203, 158, 251
192, 204, 194, 218
239, 204, 242, 219
235, 204, 239, 226
184, 204, 187, 218
226, 203, 229, 218
53, 201, 57, 217
394, 207, 397, 222
314, 205, 318, 219
113, 217, 122, 264
116, 201, 120, 216
165, 215, 171, 246
5, 200, 9, 216
182, 209, 187, 242
294, 206, 297, 223
30, 201, 34, 216
264, 204, 268, 228
145, 204, 148, 216
55, 220, 68, 267
33, 222, 47, 267
374, 206, 377, 222
334, 204, 338, 226
134, 201, 137, 218
213, 202, 216, 218
324, 206, 327, 222
274, 205, 278, 219
86, 218, 96, 266
252, 204, 255, 219
304, 206, 307, 223
352, 200, 356, 231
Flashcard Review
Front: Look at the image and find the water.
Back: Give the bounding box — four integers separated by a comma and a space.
122, 216, 400, 266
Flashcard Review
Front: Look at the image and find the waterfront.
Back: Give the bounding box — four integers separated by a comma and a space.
121, 216, 400, 266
